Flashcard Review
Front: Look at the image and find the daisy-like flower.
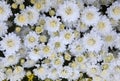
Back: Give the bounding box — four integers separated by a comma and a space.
60, 29, 75, 45
1, 54, 20, 67
69, 69, 80, 81
107, 1, 120, 20
82, 31, 103, 53
58, 66, 73, 79
28, 45, 42, 61
23, 6, 39, 26
102, 30, 118, 48
45, 16, 61, 33
81, 6, 100, 26
0, 1, 12, 21
33, 64, 48, 80
50, 55, 64, 69
76, 20, 89, 32
10, 66, 25, 81
0, 22, 8, 36
47, 67, 59, 80
14, 12, 28, 27
0, 33, 21, 55
93, 16, 113, 35
40, 44, 53, 58
69, 39, 85, 56
24, 31, 39, 48
48, 36, 66, 53
57, 1, 80, 23
34, 0, 51, 12
115, 34, 120, 49
86, 64, 101, 77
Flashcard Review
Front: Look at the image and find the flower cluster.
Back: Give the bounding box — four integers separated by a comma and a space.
0, 0, 120, 81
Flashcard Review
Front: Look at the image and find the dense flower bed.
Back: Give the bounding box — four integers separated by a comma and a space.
0, 0, 120, 81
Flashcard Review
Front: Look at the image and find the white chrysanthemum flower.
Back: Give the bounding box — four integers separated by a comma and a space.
0, 33, 21, 55
14, 13, 28, 27
86, 64, 101, 77
23, 59, 36, 68
10, 66, 25, 81
82, 31, 103, 53
93, 16, 112, 35
45, 16, 61, 33
13, 0, 24, 4
47, 67, 59, 80
0, 1, 12, 21
107, 1, 120, 20
58, 66, 73, 79
33, 65, 48, 80
0, 70, 6, 81
23, 6, 39, 26
24, 31, 39, 48
34, 0, 51, 12
40, 44, 53, 58
28, 45, 42, 61
60, 29, 75, 45
69, 69, 80, 81
57, 1, 80, 23
1, 54, 20, 67
81, 6, 100, 26
69, 39, 85, 56
51, 56, 64, 69
102, 30, 118, 48
48, 36, 66, 53
0, 22, 8, 36
76, 20, 89, 32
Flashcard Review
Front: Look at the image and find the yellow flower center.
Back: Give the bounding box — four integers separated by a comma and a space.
64, 53, 71, 61
98, 21, 105, 30
35, 2, 42, 10
65, 7, 72, 15
50, 20, 57, 28
115, 66, 120, 72
35, 26, 43, 34
38, 67, 44, 73
7, 40, 15, 47
65, 33, 71, 40
86, 12, 94, 20
105, 35, 113, 42
18, 14, 26, 23
8, 55, 14, 62
75, 45, 82, 51
54, 59, 61, 65
113, 6, 120, 15
87, 38, 96, 46
76, 56, 83, 63
28, 36, 36, 43
0, 6, 4, 14
39, 35, 47, 43
102, 64, 109, 70
90, 68, 97, 73
55, 42, 61, 48
43, 46, 50, 53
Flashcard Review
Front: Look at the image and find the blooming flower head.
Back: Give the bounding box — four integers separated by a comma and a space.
57, 1, 80, 23
82, 31, 103, 53
0, 1, 12, 21
0, 33, 21, 55
81, 6, 100, 26
107, 1, 120, 20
